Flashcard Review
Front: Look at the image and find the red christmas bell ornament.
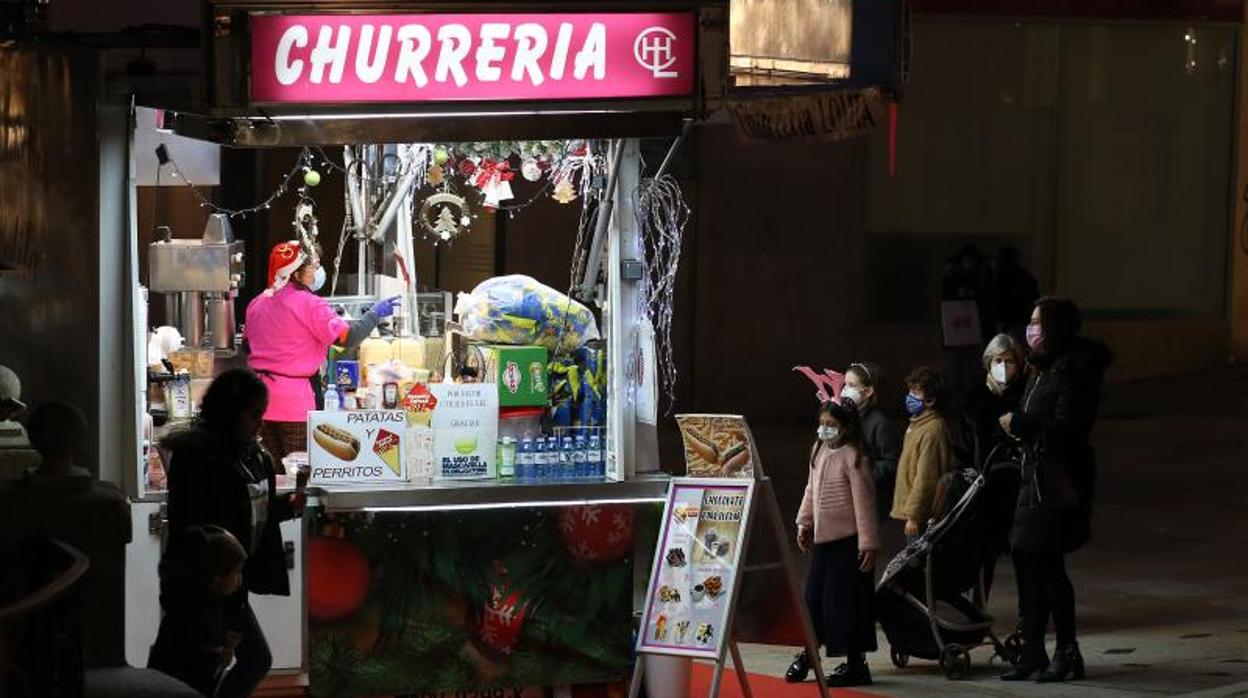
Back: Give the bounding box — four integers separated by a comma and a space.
558, 504, 636, 564
476, 561, 530, 657
308, 536, 372, 622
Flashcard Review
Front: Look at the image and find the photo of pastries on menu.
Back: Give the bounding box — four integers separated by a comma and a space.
645, 485, 748, 652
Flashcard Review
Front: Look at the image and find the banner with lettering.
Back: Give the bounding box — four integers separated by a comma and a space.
307, 410, 408, 485
636, 478, 755, 659
250, 12, 696, 104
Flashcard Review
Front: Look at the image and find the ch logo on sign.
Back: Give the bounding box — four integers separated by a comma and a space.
634, 26, 679, 79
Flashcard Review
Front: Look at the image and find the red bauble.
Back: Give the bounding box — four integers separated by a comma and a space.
558, 504, 636, 564
308, 537, 372, 622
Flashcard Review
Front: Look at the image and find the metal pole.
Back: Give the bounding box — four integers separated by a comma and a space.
654, 119, 694, 181
576, 139, 624, 301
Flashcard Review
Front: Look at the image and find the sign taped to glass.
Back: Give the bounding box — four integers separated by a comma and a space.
250, 13, 697, 104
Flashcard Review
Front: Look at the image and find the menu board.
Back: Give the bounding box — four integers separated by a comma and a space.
637, 478, 755, 659
675, 414, 757, 479
430, 383, 498, 480
307, 410, 408, 485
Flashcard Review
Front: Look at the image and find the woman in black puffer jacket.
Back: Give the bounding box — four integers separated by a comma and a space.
998, 297, 1111, 684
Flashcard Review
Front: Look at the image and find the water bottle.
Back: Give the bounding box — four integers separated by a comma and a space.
517, 436, 535, 481
323, 383, 340, 412
573, 431, 588, 478
559, 434, 575, 480
588, 432, 603, 478
534, 437, 548, 480
498, 437, 516, 479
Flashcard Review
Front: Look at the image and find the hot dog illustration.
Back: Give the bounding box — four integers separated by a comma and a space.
720, 442, 750, 473
314, 424, 361, 461
683, 428, 720, 464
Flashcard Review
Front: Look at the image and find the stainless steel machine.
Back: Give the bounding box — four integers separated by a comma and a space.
148, 213, 245, 352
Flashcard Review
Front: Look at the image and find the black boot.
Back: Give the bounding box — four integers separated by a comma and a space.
1037, 643, 1085, 682
784, 650, 811, 683
1000, 643, 1049, 681
826, 657, 873, 687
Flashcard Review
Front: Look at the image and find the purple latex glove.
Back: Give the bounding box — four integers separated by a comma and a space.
370, 296, 402, 318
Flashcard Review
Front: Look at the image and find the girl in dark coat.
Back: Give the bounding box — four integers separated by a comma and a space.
163, 369, 305, 698
839, 362, 902, 517
148, 525, 247, 696
999, 298, 1112, 683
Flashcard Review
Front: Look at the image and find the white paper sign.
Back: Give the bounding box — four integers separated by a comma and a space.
430, 383, 499, 480
307, 410, 408, 485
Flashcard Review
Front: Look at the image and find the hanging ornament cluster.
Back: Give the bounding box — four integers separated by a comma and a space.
417, 140, 604, 217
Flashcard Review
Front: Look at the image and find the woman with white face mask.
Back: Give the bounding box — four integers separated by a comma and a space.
967, 334, 1028, 633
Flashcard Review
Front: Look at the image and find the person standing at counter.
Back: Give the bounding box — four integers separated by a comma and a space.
244, 240, 400, 465
163, 369, 303, 698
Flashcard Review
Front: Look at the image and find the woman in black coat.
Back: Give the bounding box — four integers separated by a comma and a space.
163, 369, 304, 698
999, 298, 1111, 683
966, 334, 1027, 601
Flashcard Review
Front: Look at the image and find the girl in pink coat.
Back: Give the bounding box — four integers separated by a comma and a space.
787, 400, 880, 688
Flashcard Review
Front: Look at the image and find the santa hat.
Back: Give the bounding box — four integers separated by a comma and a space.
265, 240, 307, 295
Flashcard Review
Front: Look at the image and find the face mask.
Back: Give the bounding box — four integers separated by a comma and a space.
817, 425, 840, 442
309, 266, 326, 293
905, 392, 926, 416
840, 386, 862, 406
1025, 324, 1043, 351
991, 362, 1009, 384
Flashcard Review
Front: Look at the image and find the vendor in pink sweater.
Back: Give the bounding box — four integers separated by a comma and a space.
786, 400, 880, 689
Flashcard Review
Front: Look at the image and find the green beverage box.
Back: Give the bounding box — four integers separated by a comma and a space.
483, 345, 550, 407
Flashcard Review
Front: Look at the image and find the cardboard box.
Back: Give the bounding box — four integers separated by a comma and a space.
483, 345, 549, 407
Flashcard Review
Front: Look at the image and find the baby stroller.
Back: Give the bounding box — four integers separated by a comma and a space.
875, 435, 1023, 679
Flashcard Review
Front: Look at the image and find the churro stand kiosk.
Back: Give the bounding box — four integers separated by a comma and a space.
124, 2, 728, 695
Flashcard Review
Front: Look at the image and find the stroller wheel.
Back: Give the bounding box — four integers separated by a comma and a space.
890, 648, 910, 669
940, 644, 971, 680
1002, 632, 1024, 666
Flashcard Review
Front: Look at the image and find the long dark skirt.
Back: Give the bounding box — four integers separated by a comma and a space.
804, 535, 878, 657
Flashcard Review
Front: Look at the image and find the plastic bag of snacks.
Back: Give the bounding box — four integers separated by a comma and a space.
455, 275, 600, 353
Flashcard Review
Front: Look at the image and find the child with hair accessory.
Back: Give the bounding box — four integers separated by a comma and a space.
785, 390, 880, 688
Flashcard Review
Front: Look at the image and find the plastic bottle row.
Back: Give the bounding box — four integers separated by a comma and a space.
497, 427, 605, 481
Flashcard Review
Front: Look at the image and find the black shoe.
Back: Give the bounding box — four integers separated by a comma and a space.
784, 650, 810, 683
1000, 645, 1050, 681
826, 661, 873, 688
1037, 643, 1085, 683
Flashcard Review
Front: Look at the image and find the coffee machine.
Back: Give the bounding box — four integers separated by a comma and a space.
148, 214, 245, 352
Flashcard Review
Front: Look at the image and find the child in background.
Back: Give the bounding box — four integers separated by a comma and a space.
148, 525, 248, 697
840, 361, 902, 519
892, 367, 952, 542
786, 400, 879, 688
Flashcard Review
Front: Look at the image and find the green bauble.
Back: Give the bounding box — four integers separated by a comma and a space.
304, 169, 322, 187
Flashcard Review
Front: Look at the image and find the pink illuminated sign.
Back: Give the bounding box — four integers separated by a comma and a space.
250, 13, 696, 104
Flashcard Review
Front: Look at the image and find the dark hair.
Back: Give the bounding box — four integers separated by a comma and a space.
27, 401, 88, 458
812, 400, 864, 468
904, 366, 951, 412
168, 524, 247, 580
1034, 296, 1082, 357
196, 369, 268, 437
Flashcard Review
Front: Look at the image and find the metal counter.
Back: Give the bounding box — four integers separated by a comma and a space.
312, 473, 671, 511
